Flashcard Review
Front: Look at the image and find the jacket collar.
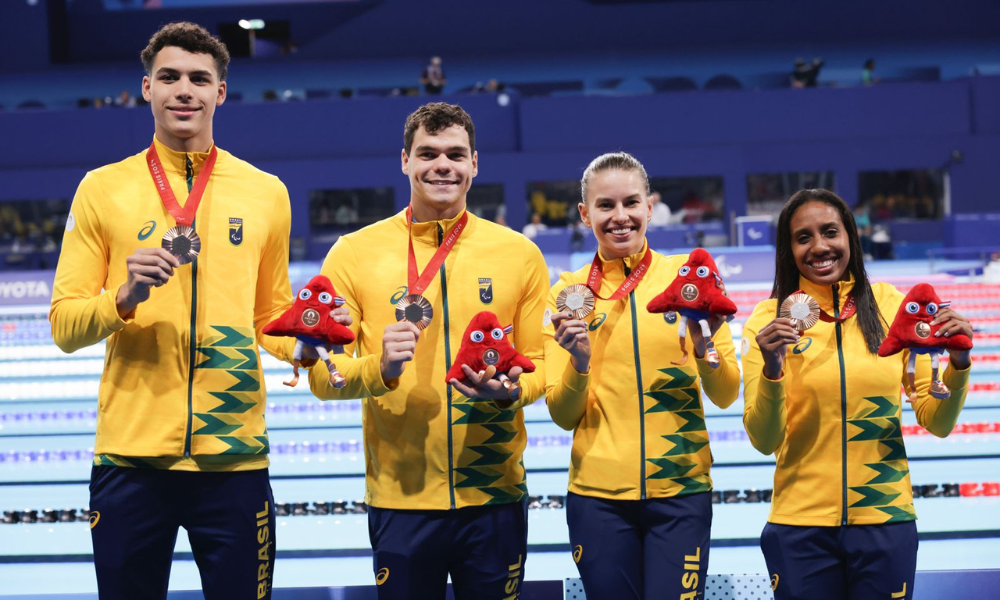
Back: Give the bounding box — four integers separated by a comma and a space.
597, 239, 649, 277
401, 207, 474, 247
151, 136, 215, 176
799, 271, 857, 315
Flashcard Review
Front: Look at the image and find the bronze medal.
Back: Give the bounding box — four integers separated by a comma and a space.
161, 226, 202, 265
556, 284, 596, 320
779, 292, 821, 331
483, 348, 501, 366
395, 294, 433, 330
915, 322, 931, 339
681, 284, 699, 302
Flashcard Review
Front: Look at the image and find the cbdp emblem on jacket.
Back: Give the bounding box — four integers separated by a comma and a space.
479, 278, 493, 304
229, 218, 243, 246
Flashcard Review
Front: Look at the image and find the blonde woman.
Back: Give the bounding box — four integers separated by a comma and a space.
544, 152, 739, 599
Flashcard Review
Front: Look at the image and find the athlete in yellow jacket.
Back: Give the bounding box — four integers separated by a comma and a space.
48, 23, 292, 600
308, 103, 548, 600
545, 152, 739, 600
51, 136, 293, 468
742, 189, 973, 600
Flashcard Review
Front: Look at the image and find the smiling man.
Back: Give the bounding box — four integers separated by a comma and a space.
49, 22, 297, 600
308, 102, 549, 599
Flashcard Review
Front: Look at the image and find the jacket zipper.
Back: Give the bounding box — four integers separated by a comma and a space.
184, 159, 197, 457
833, 285, 848, 525
438, 224, 456, 510
626, 264, 647, 499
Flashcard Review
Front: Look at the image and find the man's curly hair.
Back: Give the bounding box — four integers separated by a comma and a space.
403, 103, 476, 155
141, 22, 231, 82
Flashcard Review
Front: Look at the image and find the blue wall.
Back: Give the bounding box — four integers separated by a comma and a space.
5, 0, 996, 69
0, 1, 50, 72
1, 78, 998, 254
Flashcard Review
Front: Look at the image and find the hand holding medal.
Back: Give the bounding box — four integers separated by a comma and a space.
162, 225, 201, 265
395, 294, 433, 330
756, 290, 825, 381
779, 292, 821, 331
552, 284, 595, 374
556, 284, 595, 320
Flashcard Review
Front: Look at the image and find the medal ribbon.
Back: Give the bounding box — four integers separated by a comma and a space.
816, 292, 857, 323
146, 142, 218, 227
585, 247, 653, 301
405, 205, 469, 295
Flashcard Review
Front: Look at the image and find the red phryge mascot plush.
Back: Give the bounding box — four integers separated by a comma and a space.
878, 282, 973, 401
446, 311, 535, 399
263, 275, 355, 388
646, 248, 737, 368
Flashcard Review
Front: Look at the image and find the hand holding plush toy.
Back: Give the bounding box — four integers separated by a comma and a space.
263, 275, 355, 388
878, 283, 973, 401
646, 248, 737, 368
446, 311, 535, 400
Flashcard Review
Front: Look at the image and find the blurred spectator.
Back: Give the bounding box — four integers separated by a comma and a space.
985, 252, 1000, 283
473, 79, 501, 94
0, 200, 67, 271
649, 191, 671, 226
290, 236, 307, 262
93, 96, 107, 109
853, 201, 873, 260
871, 224, 894, 260
570, 217, 588, 252
335, 201, 358, 225
522, 212, 548, 240
494, 213, 509, 228
862, 170, 943, 221
421, 56, 447, 95
114, 90, 137, 108
528, 188, 572, 227
862, 59, 879, 86
262, 90, 279, 102
681, 191, 716, 223
791, 58, 824, 88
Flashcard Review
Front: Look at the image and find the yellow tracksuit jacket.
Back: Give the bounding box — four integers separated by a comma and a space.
742, 275, 970, 526
49, 137, 295, 471
544, 245, 740, 500
308, 209, 549, 510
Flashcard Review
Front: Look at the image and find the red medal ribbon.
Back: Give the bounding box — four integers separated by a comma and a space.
146, 142, 218, 228
817, 292, 857, 323
405, 205, 469, 295
586, 247, 653, 301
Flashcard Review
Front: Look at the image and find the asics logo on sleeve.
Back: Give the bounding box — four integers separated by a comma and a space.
572, 545, 583, 563
89, 511, 100, 528
138, 221, 157, 241
376, 568, 390, 585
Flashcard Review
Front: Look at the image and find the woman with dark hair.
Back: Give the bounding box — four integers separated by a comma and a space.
544, 151, 740, 599
741, 189, 973, 600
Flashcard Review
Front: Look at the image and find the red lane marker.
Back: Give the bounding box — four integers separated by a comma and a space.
960, 483, 983, 497
901, 422, 1000, 436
